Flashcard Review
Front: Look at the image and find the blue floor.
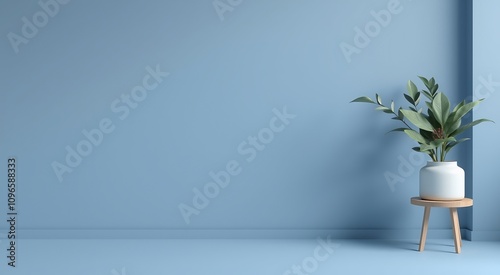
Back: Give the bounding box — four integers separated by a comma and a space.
3, 238, 500, 274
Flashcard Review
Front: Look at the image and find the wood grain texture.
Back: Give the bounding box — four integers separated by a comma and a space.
411, 197, 473, 253
411, 197, 473, 208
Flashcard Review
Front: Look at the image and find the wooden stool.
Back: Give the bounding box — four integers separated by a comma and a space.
410, 197, 473, 253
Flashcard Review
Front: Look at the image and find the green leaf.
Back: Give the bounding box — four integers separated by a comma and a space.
404, 94, 414, 105
430, 83, 439, 95
351, 96, 375, 104
398, 108, 404, 120
375, 106, 389, 111
432, 92, 450, 126
419, 137, 455, 153
419, 129, 434, 142
420, 143, 436, 152
429, 77, 436, 89
412, 146, 421, 152
375, 106, 393, 113
414, 92, 421, 105
407, 80, 418, 98
450, 99, 483, 125
431, 137, 456, 147
452, 100, 465, 113
426, 108, 440, 129
403, 129, 428, 143
401, 109, 434, 131
451, 118, 494, 136
418, 76, 430, 88
390, 101, 395, 112
445, 110, 456, 128
445, 118, 461, 135
387, 127, 409, 134
422, 90, 433, 100
376, 94, 382, 105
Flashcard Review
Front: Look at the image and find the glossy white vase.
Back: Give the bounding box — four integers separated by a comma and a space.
419, 161, 465, 200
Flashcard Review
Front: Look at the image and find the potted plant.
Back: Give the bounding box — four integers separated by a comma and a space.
352, 76, 492, 200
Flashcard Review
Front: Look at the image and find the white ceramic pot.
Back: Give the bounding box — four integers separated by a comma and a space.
419, 161, 465, 200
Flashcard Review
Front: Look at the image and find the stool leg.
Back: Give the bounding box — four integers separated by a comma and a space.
419, 206, 431, 252
450, 208, 461, 253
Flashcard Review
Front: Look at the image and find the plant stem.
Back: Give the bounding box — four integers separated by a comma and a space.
430, 150, 437, 162
441, 143, 446, 162
391, 110, 413, 130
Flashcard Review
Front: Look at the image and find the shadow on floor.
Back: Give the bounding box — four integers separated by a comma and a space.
345, 239, 460, 253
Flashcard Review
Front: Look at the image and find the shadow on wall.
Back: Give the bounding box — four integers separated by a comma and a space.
319, 121, 409, 232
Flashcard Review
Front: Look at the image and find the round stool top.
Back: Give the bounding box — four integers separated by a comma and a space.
411, 197, 473, 208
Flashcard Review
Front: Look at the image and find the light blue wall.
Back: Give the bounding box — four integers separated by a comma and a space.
472, 0, 500, 240
0, 0, 471, 237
